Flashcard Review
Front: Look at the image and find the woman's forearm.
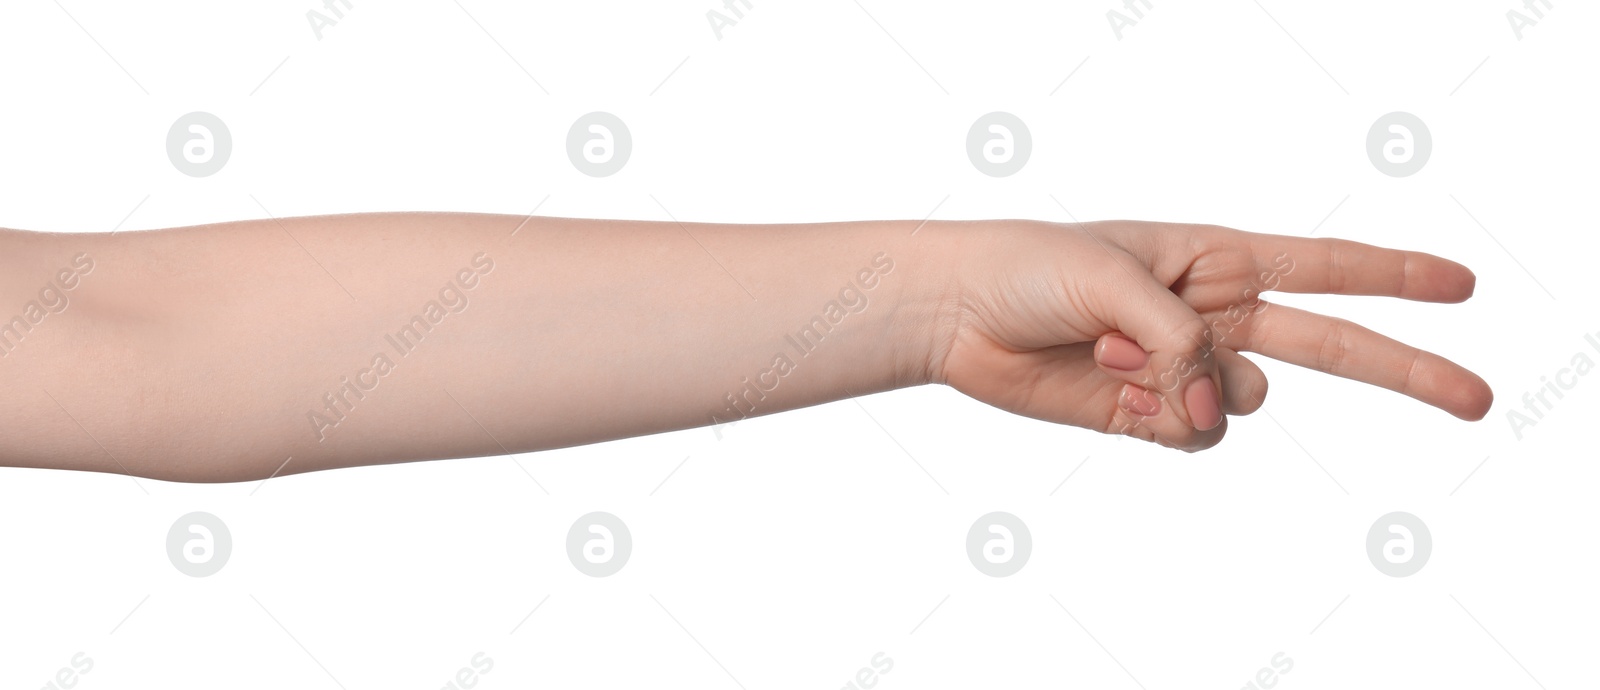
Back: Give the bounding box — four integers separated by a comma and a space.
1, 213, 958, 481
4, 212, 1492, 480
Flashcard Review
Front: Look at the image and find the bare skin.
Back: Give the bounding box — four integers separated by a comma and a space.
0, 214, 1492, 482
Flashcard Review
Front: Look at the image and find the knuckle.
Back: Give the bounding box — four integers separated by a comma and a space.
1178, 421, 1227, 453
1326, 241, 1350, 294
1166, 319, 1212, 357
1106, 409, 1144, 438
1160, 423, 1201, 450
1191, 426, 1226, 452
1315, 320, 1352, 374
1242, 376, 1269, 414
1194, 223, 1235, 244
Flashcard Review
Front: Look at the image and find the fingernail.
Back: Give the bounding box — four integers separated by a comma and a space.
1185, 378, 1222, 431
1119, 385, 1162, 417
1097, 336, 1148, 371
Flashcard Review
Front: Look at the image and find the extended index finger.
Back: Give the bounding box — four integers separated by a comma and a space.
1245, 232, 1477, 303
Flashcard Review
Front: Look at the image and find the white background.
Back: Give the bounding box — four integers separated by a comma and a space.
2, 1, 1597, 688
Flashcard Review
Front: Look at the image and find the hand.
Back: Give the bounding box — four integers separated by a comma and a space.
924, 220, 1493, 451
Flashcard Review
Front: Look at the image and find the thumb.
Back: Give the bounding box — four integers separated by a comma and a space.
1091, 262, 1224, 433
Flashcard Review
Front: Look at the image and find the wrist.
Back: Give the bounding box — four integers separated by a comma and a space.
879, 219, 967, 389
